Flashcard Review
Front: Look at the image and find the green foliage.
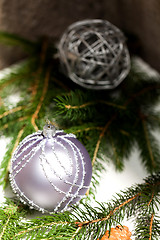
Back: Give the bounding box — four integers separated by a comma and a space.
71, 173, 160, 239
0, 39, 69, 187
135, 214, 160, 240
54, 65, 160, 173
0, 200, 26, 239
0, 174, 160, 239
0, 31, 160, 239
0, 31, 39, 55
15, 212, 77, 239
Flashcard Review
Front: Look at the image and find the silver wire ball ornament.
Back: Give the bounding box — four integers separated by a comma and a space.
9, 124, 92, 213
58, 19, 130, 90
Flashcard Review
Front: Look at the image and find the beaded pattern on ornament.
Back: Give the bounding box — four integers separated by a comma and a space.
9, 130, 89, 213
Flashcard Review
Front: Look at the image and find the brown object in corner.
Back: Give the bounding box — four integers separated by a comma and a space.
98, 225, 132, 240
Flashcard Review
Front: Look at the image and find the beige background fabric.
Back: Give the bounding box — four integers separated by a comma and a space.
0, 0, 159, 71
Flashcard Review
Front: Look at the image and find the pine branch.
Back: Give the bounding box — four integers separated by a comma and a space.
135, 213, 160, 240
54, 65, 160, 174
92, 115, 117, 167
0, 31, 38, 54
0, 31, 160, 239
72, 173, 160, 239
0, 174, 159, 239
31, 65, 51, 131
13, 213, 77, 239
0, 200, 26, 239
0, 40, 61, 187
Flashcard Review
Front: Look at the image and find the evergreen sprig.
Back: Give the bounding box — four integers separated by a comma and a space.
54, 65, 160, 173
0, 174, 160, 239
0, 38, 69, 188
0, 31, 40, 54
0, 31, 160, 239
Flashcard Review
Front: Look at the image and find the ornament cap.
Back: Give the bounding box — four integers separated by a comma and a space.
42, 123, 56, 138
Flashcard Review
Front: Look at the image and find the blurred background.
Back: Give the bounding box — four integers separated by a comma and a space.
0, 0, 159, 71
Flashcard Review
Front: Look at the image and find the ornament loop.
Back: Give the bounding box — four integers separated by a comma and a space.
42, 123, 56, 138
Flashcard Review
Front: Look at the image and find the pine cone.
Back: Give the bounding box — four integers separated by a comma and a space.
98, 225, 132, 240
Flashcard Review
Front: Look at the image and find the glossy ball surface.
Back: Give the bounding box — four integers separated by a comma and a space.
10, 125, 92, 213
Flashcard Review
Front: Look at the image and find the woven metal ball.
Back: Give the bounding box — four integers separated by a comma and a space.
58, 19, 130, 90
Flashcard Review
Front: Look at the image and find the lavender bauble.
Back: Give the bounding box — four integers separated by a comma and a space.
9, 124, 92, 213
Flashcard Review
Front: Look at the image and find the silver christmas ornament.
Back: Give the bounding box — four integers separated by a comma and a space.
9, 123, 92, 213
58, 19, 130, 90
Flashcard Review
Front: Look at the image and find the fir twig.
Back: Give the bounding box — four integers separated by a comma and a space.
0, 174, 160, 239
0, 31, 37, 53
31, 66, 51, 131
72, 174, 160, 239
92, 114, 116, 167
0, 39, 58, 187
0, 31, 160, 239
54, 66, 160, 173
